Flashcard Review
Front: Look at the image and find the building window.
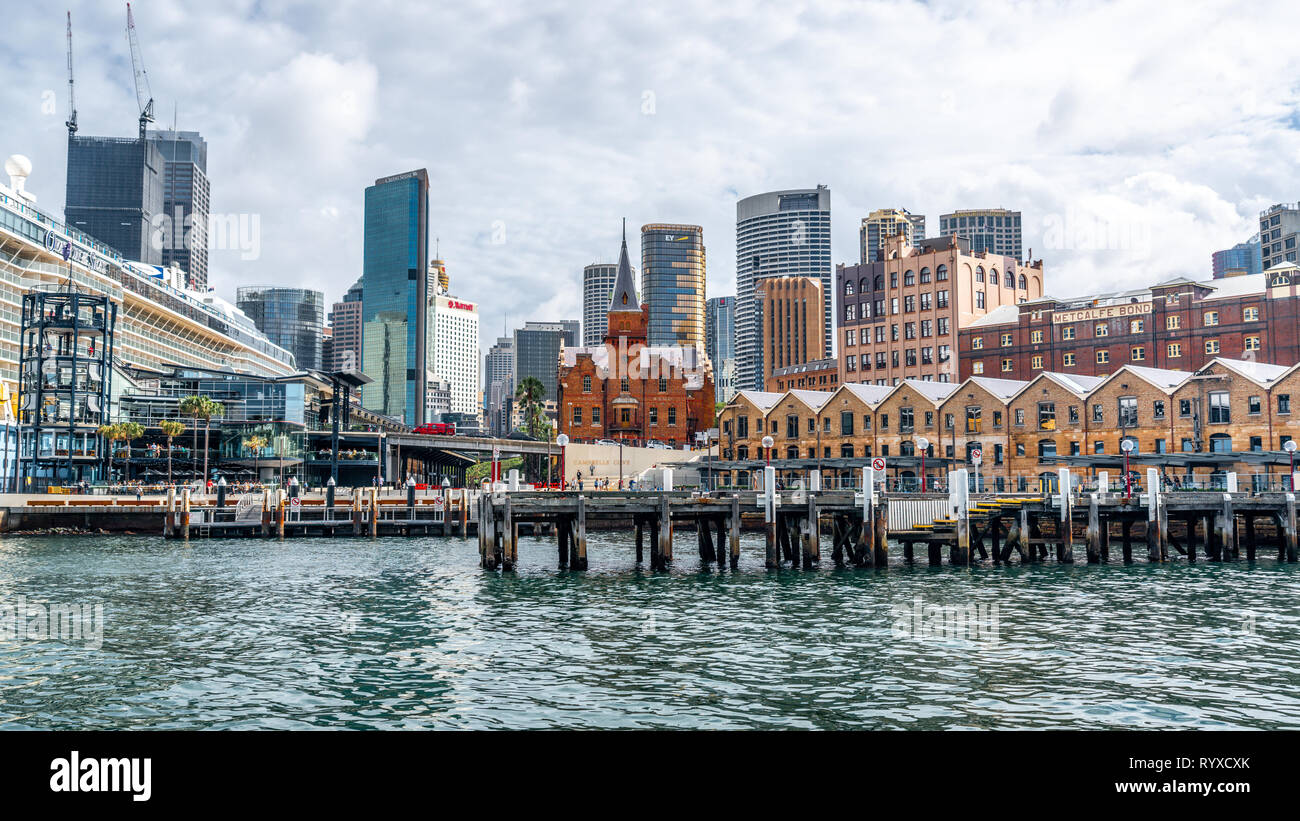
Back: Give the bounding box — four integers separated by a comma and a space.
668, 407, 677, 426
975, 266, 985, 283
937, 290, 949, 309
921, 320, 933, 337
846, 355, 857, 372
1244, 307, 1259, 321
1245, 336, 1261, 351
1205, 339, 1220, 354
1030, 330, 1043, 344
582, 375, 592, 393
975, 291, 985, 309
650, 407, 659, 426
621, 378, 630, 393
937, 265, 948, 281
1166, 315, 1180, 330
1031, 355, 1043, 369
937, 318, 950, 335
904, 296, 916, 313
1167, 343, 1181, 358
845, 280, 854, 295
621, 408, 631, 423
1118, 396, 1137, 427
904, 269, 915, 286
1209, 433, 1232, 453
1280, 394, 1291, 414
1061, 326, 1075, 340
1068, 406, 1079, 424
1092, 404, 1104, 423
1208, 391, 1230, 424
1001, 333, 1012, 346
1001, 359, 1013, 372
972, 362, 984, 374
972, 337, 984, 349
1131, 347, 1145, 361
840, 411, 853, 436
1094, 441, 1105, 454
1130, 319, 1144, 334
1249, 395, 1261, 415
845, 304, 856, 321
1015, 408, 1025, 426
1063, 352, 1076, 366
1095, 323, 1108, 337
572, 407, 583, 425
1204, 311, 1219, 326
900, 407, 914, 433
920, 268, 931, 283
879, 414, 888, 431
1153, 400, 1165, 419
1096, 350, 1109, 364
592, 407, 601, 424
1038, 402, 1056, 430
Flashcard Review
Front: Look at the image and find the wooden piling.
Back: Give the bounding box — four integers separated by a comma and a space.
502, 495, 515, 571
557, 516, 570, 569
635, 517, 644, 564
181, 488, 191, 541
952, 516, 970, 567
872, 500, 888, 568
802, 492, 819, 569
1286, 494, 1299, 562
574, 496, 588, 570
728, 495, 741, 570
1121, 519, 1133, 563
1086, 495, 1101, 563
657, 494, 671, 571
1244, 514, 1256, 562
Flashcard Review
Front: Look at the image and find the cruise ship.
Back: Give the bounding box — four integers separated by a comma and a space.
0, 154, 296, 390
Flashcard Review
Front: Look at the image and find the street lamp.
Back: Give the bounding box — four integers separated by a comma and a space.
916, 436, 930, 493
761, 434, 774, 491
1285, 439, 1297, 491
1121, 437, 1135, 503
556, 433, 569, 491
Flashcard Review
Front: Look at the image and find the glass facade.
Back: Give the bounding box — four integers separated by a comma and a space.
640, 224, 705, 349
705, 296, 736, 403
361, 170, 429, 424
939, 209, 1023, 258
236, 286, 326, 371
1211, 239, 1262, 278
582, 263, 620, 345
65, 135, 164, 264
513, 322, 575, 406
149, 130, 210, 289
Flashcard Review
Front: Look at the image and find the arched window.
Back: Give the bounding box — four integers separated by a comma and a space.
839, 444, 854, 458
975, 266, 985, 282
737, 445, 749, 460
874, 274, 884, 290
920, 267, 931, 283
786, 446, 798, 459
904, 269, 915, 286
936, 264, 948, 281
1018, 274, 1027, 290
1038, 439, 1057, 457
1209, 433, 1232, 453
845, 280, 855, 295
860, 278, 869, 293
1005, 271, 1015, 287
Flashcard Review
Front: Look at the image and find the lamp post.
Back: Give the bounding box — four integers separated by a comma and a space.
556, 433, 569, 490
1286, 439, 1297, 491
619, 438, 625, 490
1121, 437, 1135, 503
916, 436, 930, 493
376, 431, 385, 488
762, 435, 774, 490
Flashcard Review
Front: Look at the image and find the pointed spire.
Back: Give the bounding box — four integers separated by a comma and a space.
609, 219, 639, 312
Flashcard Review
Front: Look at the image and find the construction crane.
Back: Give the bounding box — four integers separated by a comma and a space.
65, 11, 77, 135
125, 2, 153, 139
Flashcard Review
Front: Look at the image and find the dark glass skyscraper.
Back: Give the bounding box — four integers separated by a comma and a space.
705, 296, 736, 403
361, 170, 429, 424
514, 321, 578, 407
149, 130, 210, 289
640, 223, 705, 349
65, 135, 164, 264
236, 286, 325, 371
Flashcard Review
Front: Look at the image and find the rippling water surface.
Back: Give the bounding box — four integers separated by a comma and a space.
1, 532, 1298, 729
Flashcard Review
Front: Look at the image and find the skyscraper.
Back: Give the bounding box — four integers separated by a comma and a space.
939, 208, 1023, 258
1212, 237, 1263, 278
583, 262, 626, 345
65, 134, 164, 264
735, 186, 831, 392
427, 260, 481, 419
756, 276, 825, 388
484, 336, 515, 437
705, 296, 736, 403
514, 321, 578, 409
640, 223, 706, 350
1259, 203, 1300, 269
860, 207, 925, 264
149, 130, 210, 289
327, 277, 363, 372
236, 286, 326, 371
361, 169, 429, 424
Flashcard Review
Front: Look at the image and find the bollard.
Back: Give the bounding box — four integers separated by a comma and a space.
326, 478, 336, 513
369, 487, 378, 538
181, 488, 191, 540
1146, 467, 1164, 562
1086, 494, 1101, 563
764, 466, 778, 569
663, 468, 673, 493
1058, 468, 1073, 563
949, 468, 970, 566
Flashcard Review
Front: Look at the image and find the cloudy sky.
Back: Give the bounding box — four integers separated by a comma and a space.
4, 0, 1299, 355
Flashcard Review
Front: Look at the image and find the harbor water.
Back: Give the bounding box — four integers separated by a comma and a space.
1, 532, 1298, 729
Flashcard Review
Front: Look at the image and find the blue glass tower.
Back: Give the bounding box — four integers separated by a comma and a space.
361, 169, 429, 424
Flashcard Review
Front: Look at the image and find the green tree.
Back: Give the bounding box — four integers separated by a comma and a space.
244, 434, 268, 484
159, 420, 186, 485
116, 422, 145, 482
179, 395, 225, 485
514, 377, 549, 439
97, 423, 121, 482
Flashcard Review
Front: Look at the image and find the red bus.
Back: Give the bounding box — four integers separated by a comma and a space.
413, 422, 457, 436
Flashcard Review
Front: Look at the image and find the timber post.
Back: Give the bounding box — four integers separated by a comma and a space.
574, 495, 588, 570
729, 494, 741, 570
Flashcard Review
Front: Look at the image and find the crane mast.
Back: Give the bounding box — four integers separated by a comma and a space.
65, 11, 77, 135
126, 2, 153, 139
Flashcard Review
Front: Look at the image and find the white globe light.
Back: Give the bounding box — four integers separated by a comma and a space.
556, 433, 569, 447
1286, 440, 1297, 453
916, 436, 930, 450
761, 436, 774, 449
1121, 439, 1135, 452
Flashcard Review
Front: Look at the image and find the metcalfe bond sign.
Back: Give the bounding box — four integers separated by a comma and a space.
1052, 301, 1152, 324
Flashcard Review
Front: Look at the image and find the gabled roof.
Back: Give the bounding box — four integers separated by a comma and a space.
967, 304, 1020, 328
1083, 364, 1191, 398
838, 382, 893, 406
879, 378, 959, 406
966, 376, 1030, 400
784, 389, 835, 411
1007, 371, 1106, 403
1201, 357, 1295, 386
732, 390, 784, 411
608, 219, 640, 313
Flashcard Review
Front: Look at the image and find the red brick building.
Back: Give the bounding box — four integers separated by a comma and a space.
958, 265, 1300, 381
836, 234, 1045, 387
557, 229, 715, 446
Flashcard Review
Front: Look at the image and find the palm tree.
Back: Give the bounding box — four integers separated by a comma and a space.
159, 420, 186, 485
244, 434, 268, 485
116, 422, 145, 482
514, 376, 548, 439
97, 423, 120, 483
179, 395, 224, 487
